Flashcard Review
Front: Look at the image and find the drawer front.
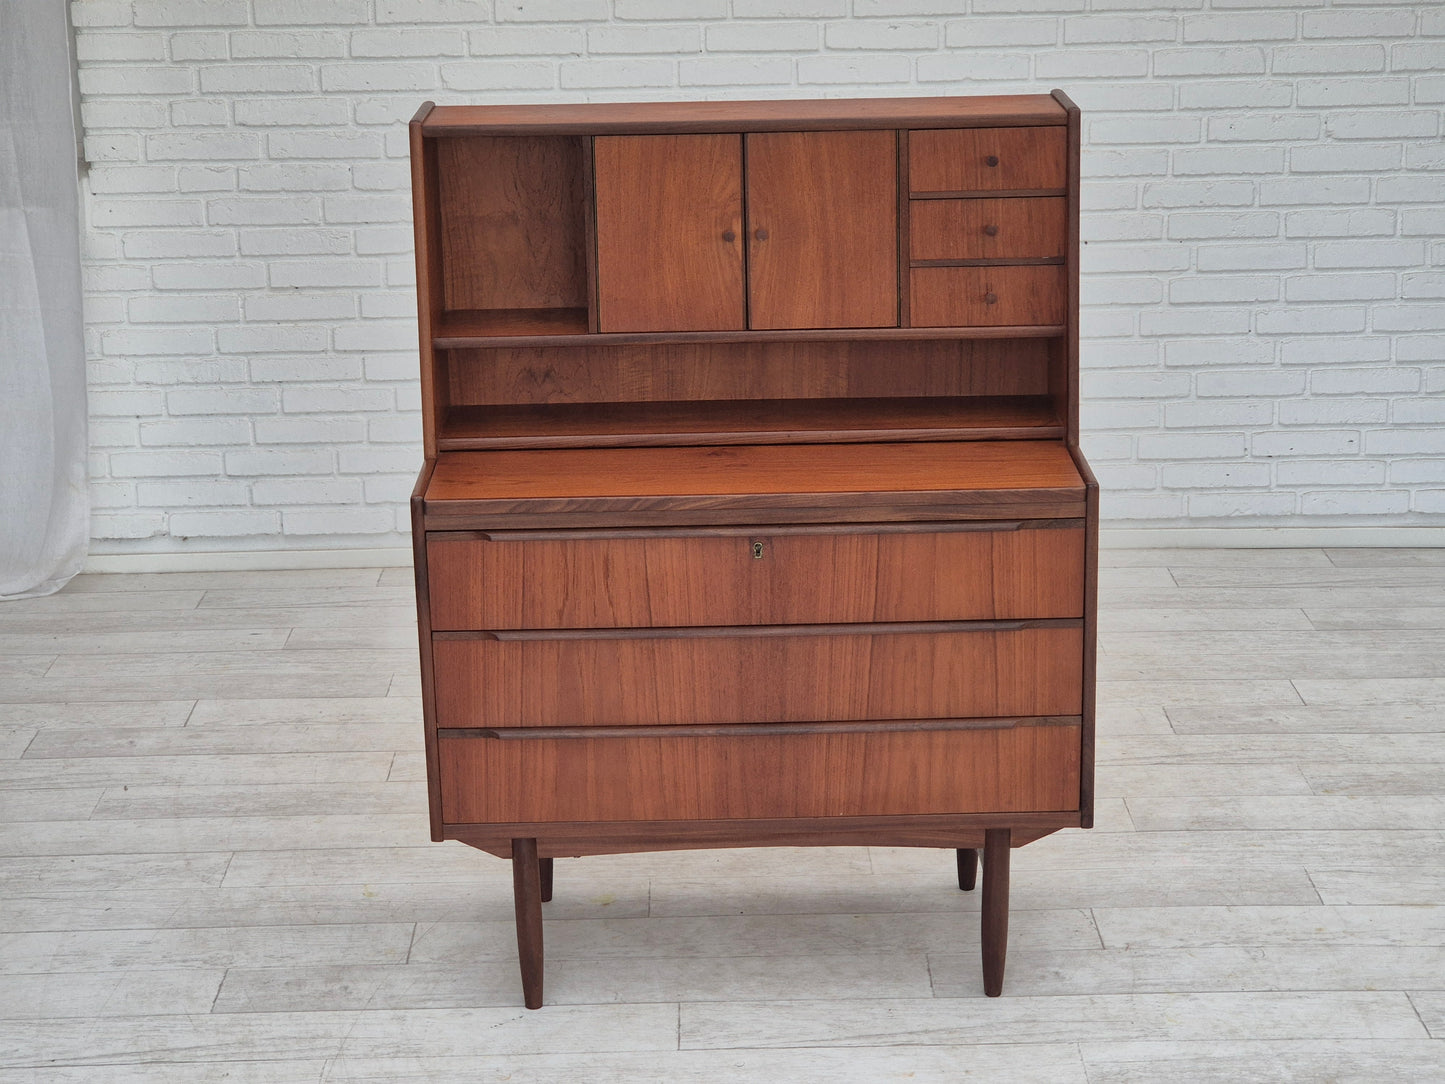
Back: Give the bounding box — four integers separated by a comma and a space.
910, 197, 1066, 262
439, 722, 1082, 823
910, 265, 1066, 328
427, 525, 1083, 631
910, 127, 1066, 194
433, 625, 1082, 728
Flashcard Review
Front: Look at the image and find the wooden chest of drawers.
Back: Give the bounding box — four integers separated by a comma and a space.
408, 93, 1097, 1007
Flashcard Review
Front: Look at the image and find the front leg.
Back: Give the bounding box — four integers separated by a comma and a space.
981, 828, 1011, 997
511, 838, 545, 1009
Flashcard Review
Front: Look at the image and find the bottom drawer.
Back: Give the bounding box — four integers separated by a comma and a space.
438, 722, 1082, 824
910, 264, 1066, 327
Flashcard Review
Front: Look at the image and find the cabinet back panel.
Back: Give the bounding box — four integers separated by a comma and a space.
439, 723, 1082, 822
447, 339, 1050, 405
436, 136, 587, 312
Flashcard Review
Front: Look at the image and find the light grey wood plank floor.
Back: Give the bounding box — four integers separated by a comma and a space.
0, 551, 1441, 1081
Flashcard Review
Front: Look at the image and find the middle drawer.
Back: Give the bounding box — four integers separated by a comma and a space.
432, 623, 1083, 728
427, 523, 1083, 631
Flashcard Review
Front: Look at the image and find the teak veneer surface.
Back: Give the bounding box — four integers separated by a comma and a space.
431, 624, 1083, 728
424, 441, 1084, 506
437, 396, 1062, 450
438, 723, 1082, 823
594, 134, 745, 332
426, 523, 1085, 630
446, 339, 1054, 406
910, 197, 1066, 262
745, 130, 898, 330
421, 94, 1067, 136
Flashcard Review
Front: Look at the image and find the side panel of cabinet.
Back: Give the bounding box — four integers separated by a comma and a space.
746, 130, 899, 330
594, 134, 745, 333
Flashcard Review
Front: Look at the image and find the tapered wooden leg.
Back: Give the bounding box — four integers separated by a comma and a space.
539, 857, 554, 903
956, 847, 978, 891
511, 838, 544, 1009
981, 828, 1010, 997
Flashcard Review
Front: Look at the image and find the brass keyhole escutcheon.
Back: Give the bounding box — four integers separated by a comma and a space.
752, 541, 765, 559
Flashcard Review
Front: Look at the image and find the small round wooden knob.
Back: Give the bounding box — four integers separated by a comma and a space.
722, 229, 736, 243
985, 292, 998, 305
983, 224, 999, 237
985, 155, 1000, 167
754, 227, 769, 241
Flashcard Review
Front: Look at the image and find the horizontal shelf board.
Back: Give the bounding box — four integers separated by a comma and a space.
423, 440, 1088, 522
434, 315, 1064, 348
421, 94, 1067, 136
437, 396, 1064, 451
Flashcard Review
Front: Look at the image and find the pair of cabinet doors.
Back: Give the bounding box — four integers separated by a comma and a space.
594, 131, 898, 333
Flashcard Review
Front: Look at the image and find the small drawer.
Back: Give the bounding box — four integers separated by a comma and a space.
910, 127, 1066, 195
426, 524, 1084, 631
911, 197, 1066, 262
432, 624, 1083, 728
910, 265, 1066, 328
438, 720, 1083, 823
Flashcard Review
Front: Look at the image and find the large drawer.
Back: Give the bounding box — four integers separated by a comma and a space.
432, 624, 1082, 728
910, 127, 1066, 194
438, 720, 1082, 823
910, 265, 1066, 328
426, 523, 1084, 630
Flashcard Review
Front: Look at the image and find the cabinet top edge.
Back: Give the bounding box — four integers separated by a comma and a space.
420, 94, 1068, 136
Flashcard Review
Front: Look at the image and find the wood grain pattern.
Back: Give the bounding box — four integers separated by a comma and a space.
910, 197, 1066, 262
426, 523, 1084, 630
449, 813, 1072, 857
446, 339, 1052, 406
432, 625, 1083, 727
438, 722, 1083, 822
410, 460, 444, 841
422, 94, 1068, 136
432, 319, 1064, 350
594, 134, 745, 332
910, 127, 1067, 194
409, 104, 442, 459
424, 441, 1085, 512
910, 265, 1067, 327
438, 396, 1063, 450
436, 136, 587, 313
746, 130, 898, 330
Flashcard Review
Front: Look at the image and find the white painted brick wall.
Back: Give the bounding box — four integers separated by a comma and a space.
74, 0, 1445, 551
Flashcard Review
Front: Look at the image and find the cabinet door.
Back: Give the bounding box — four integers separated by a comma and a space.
594, 134, 745, 333
746, 130, 898, 331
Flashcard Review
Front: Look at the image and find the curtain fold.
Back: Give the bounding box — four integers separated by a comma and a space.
0, 0, 88, 599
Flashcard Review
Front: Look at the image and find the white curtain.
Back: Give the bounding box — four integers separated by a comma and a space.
0, 0, 87, 599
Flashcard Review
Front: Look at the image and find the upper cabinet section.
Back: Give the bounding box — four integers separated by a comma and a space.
595, 130, 898, 333
412, 94, 1070, 345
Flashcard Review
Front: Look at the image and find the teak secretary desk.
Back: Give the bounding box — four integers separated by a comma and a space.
407, 92, 1097, 1008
